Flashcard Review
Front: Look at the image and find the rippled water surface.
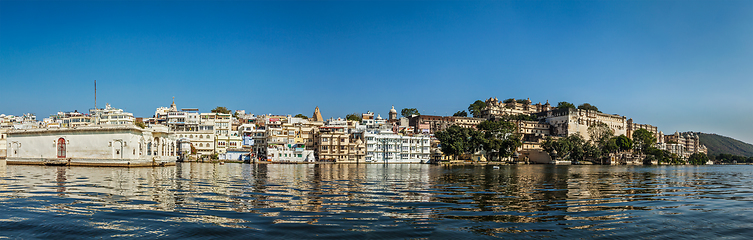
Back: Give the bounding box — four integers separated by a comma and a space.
2, 162, 753, 239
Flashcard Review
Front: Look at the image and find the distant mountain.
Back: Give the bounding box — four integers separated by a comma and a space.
694, 133, 753, 157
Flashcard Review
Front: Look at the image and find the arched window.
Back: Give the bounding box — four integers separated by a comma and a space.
199, 135, 203, 139
57, 138, 66, 158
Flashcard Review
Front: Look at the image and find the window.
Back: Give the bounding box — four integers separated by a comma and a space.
322, 146, 328, 150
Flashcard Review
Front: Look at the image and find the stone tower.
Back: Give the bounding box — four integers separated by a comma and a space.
389, 105, 397, 120
312, 106, 323, 122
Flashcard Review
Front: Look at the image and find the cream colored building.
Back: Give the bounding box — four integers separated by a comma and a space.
537, 108, 627, 141
0, 128, 7, 158
626, 119, 662, 144
315, 126, 365, 162
5, 125, 176, 166
201, 112, 240, 154
481, 97, 554, 119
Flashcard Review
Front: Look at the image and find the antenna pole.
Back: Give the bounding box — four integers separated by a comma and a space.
94, 80, 97, 110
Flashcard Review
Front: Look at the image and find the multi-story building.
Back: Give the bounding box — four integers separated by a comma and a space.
408, 115, 486, 134
626, 119, 662, 143
0, 128, 7, 158
201, 112, 239, 154
536, 108, 627, 141
53, 111, 92, 128
364, 130, 430, 163
661, 131, 708, 159
267, 143, 315, 162
315, 125, 365, 163
153, 102, 215, 157
90, 103, 134, 125
481, 97, 554, 119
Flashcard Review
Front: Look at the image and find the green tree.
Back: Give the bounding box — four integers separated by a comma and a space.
477, 120, 521, 161
345, 113, 361, 122
688, 153, 709, 165
577, 103, 600, 112
503, 98, 515, 104
542, 134, 586, 161
453, 110, 468, 117
467, 100, 487, 118
401, 108, 420, 117
557, 101, 576, 109
435, 125, 484, 159
134, 121, 146, 129
587, 122, 613, 146
294, 114, 309, 119
615, 135, 633, 152
604, 136, 619, 153
211, 106, 231, 114
632, 129, 656, 154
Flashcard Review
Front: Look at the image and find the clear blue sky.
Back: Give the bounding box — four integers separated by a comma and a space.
1, 1, 752, 144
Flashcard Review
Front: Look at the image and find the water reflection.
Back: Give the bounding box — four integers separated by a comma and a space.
1, 162, 753, 239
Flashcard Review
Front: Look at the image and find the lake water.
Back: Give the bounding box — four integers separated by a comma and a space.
1, 162, 752, 239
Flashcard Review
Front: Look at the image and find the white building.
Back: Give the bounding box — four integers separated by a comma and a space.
267, 143, 315, 162
5, 125, 176, 166
90, 103, 135, 125
364, 130, 431, 163
201, 112, 240, 154
537, 108, 627, 141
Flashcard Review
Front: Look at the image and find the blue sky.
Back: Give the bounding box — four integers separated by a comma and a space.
1, 0, 752, 144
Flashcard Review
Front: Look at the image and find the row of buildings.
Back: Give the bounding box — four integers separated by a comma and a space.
1, 96, 707, 165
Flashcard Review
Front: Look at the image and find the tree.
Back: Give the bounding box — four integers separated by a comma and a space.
632, 129, 656, 154
435, 125, 483, 159
345, 113, 361, 122
604, 136, 619, 153
453, 110, 468, 117
467, 100, 487, 118
615, 135, 633, 152
577, 103, 600, 112
294, 114, 309, 119
211, 106, 231, 114
688, 153, 709, 165
134, 121, 146, 129
477, 120, 521, 161
587, 122, 613, 146
557, 101, 576, 109
503, 98, 515, 104
401, 108, 420, 118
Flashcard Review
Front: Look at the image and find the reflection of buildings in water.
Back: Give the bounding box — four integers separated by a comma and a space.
430, 165, 575, 215
56, 167, 67, 195
0, 161, 5, 196
565, 166, 662, 214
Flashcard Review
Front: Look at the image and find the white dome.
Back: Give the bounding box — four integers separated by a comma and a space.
389, 105, 397, 113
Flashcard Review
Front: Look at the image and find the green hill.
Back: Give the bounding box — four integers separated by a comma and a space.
694, 133, 753, 157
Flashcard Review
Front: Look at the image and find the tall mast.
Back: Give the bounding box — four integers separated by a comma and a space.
94, 80, 97, 110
